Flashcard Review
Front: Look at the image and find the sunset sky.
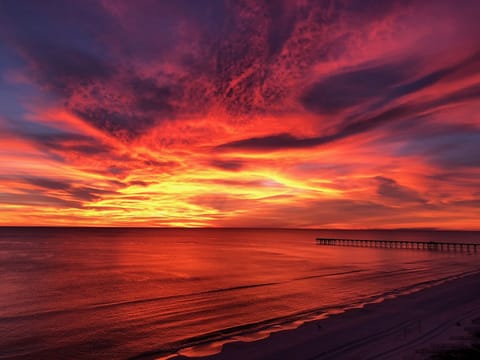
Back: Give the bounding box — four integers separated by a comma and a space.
0, 0, 479, 228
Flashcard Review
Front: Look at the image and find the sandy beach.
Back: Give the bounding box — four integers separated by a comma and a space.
169, 272, 480, 360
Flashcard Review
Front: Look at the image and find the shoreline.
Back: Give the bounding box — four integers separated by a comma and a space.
160, 271, 480, 360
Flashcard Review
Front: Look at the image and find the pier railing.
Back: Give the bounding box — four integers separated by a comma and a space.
315, 238, 479, 252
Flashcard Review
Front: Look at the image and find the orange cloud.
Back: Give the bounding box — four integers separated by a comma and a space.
0, 1, 479, 229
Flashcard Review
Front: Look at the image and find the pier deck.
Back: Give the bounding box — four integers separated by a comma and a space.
316, 238, 479, 252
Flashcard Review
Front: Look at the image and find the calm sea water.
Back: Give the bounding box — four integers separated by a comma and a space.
1, 228, 479, 359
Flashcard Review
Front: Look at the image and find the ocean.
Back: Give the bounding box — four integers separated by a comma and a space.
0, 228, 479, 359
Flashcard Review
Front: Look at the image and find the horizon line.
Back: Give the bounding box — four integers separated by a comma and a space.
1, 226, 479, 232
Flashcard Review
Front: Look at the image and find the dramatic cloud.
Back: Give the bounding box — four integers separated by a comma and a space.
375, 176, 426, 204
0, 0, 479, 228
301, 60, 411, 114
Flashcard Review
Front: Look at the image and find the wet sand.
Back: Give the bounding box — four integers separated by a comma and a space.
170, 272, 480, 360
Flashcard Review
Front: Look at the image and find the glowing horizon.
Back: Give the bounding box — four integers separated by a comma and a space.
0, 1, 479, 229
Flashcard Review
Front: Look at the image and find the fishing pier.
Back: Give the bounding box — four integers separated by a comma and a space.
316, 238, 479, 252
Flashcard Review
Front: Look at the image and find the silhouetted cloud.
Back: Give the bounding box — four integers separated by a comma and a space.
301, 61, 410, 114
398, 131, 480, 169
375, 176, 425, 204
68, 186, 117, 202
128, 180, 152, 187
388, 53, 480, 99
0, 192, 82, 208
210, 159, 245, 171
302, 52, 480, 115
217, 133, 318, 151
22, 131, 112, 156
218, 81, 480, 152
23, 177, 72, 191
